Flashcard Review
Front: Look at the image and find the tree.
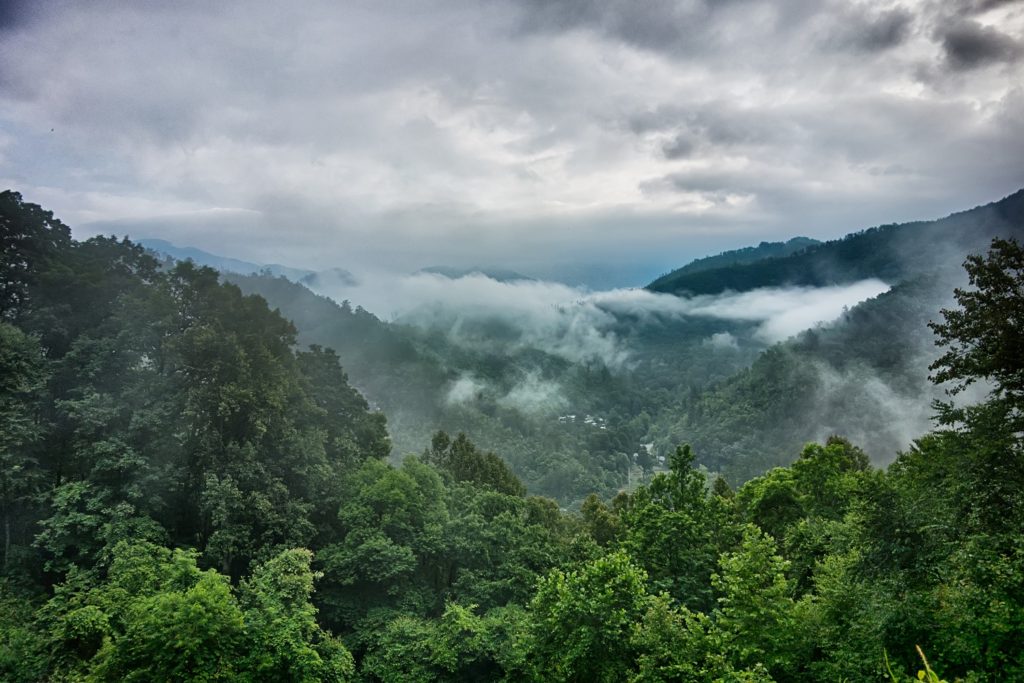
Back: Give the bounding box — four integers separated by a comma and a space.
41, 542, 355, 682
525, 551, 652, 682
316, 457, 448, 633
0, 190, 72, 321
927, 237, 1024, 540
361, 602, 519, 682
240, 548, 354, 683
424, 431, 526, 497
930, 237, 1024, 430
711, 525, 802, 678
296, 345, 389, 468
0, 323, 46, 571
620, 445, 732, 611
89, 571, 246, 682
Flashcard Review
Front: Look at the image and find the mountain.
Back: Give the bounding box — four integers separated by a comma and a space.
648, 189, 1024, 295
137, 238, 315, 281
648, 237, 819, 286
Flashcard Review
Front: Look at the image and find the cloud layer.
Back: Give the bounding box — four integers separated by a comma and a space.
1, 0, 1022, 274
307, 269, 889, 366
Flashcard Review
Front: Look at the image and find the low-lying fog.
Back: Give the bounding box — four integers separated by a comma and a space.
303, 269, 890, 367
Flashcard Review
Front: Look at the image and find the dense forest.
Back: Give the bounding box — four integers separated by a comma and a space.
2, 190, 1023, 681
647, 237, 820, 286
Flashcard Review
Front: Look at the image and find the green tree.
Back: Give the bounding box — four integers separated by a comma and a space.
362, 602, 522, 682
712, 525, 802, 678
425, 431, 526, 497
525, 550, 652, 682
89, 571, 246, 682
316, 457, 448, 634
930, 237, 1024, 430
0, 323, 46, 572
620, 445, 734, 611
240, 548, 354, 682
0, 190, 72, 320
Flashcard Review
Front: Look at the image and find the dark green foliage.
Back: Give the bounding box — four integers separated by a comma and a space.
930, 237, 1024, 431
0, 190, 72, 320
648, 236, 819, 288
0, 323, 47, 573
425, 431, 526, 496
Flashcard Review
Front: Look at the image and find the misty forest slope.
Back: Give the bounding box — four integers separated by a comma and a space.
150, 189, 1024, 501
646, 189, 1024, 482
225, 271, 671, 504
3, 189, 1024, 681
648, 236, 819, 286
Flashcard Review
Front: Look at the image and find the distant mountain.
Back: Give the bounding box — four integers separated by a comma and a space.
648, 189, 1024, 295
649, 237, 819, 287
418, 265, 534, 283
137, 238, 276, 275
151, 191, 1024, 489
138, 238, 356, 285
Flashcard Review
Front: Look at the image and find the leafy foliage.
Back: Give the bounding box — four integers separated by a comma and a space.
930, 237, 1024, 431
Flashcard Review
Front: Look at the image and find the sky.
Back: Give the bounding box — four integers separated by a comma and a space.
1, 0, 1023, 285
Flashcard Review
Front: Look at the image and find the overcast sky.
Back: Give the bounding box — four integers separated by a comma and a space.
1, 0, 1022, 283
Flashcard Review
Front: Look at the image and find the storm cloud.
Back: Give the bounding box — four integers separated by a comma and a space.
0, 0, 1022, 276
938, 18, 1023, 69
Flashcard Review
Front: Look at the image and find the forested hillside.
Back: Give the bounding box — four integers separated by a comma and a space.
224, 271, 668, 505
2, 190, 1023, 680
646, 190, 1024, 480
647, 277, 950, 482
648, 190, 1024, 296
648, 236, 819, 286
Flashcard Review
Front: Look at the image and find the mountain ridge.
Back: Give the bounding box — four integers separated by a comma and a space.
648, 188, 1024, 296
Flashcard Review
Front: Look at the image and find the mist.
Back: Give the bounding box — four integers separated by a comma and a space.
303, 269, 890, 367
808, 359, 938, 462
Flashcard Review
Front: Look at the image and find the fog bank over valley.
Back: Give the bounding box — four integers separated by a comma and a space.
301, 268, 890, 366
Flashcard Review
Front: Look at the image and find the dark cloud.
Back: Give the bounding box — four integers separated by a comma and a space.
952, 0, 1024, 16
661, 133, 695, 159
514, 0, 710, 53
939, 19, 1023, 70
0, 0, 31, 32
835, 8, 914, 52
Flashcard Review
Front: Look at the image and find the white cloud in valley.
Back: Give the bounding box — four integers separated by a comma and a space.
306, 269, 890, 366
